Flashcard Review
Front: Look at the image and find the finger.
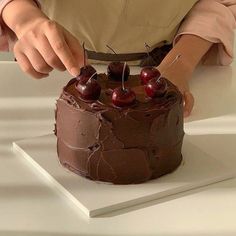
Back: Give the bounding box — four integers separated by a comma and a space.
15, 51, 48, 79
183, 91, 194, 117
63, 29, 84, 68
25, 48, 53, 74
45, 24, 80, 76
35, 35, 66, 71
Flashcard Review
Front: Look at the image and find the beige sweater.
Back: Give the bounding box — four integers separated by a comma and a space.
41, 0, 198, 54
1, 0, 236, 65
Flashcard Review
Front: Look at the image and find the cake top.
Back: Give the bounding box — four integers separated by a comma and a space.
62, 72, 182, 114
61, 55, 183, 113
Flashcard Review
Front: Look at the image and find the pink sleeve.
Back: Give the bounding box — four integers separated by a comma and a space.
0, 0, 14, 51
174, 0, 236, 65
0, 0, 40, 51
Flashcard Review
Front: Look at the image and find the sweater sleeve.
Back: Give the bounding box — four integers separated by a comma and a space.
174, 0, 236, 65
0, 0, 40, 51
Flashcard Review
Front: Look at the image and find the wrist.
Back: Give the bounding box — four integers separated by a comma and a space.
14, 14, 48, 38
167, 35, 212, 70
157, 53, 194, 78
2, 0, 48, 38
158, 34, 213, 76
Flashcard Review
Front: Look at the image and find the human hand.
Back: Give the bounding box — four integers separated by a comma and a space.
13, 18, 84, 79
157, 57, 194, 117
156, 34, 213, 117
2, 0, 84, 79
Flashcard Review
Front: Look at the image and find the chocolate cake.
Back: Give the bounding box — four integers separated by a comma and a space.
55, 68, 184, 184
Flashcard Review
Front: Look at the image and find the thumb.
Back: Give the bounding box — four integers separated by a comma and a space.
183, 91, 194, 117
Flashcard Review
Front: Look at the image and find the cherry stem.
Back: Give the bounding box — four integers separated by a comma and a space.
144, 42, 151, 57
156, 54, 181, 81
122, 62, 127, 91
86, 72, 97, 84
82, 42, 87, 67
106, 45, 117, 54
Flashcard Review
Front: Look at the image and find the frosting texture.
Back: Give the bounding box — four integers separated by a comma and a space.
55, 74, 184, 184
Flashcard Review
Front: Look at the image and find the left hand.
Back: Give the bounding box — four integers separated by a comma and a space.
157, 34, 213, 117
157, 58, 194, 117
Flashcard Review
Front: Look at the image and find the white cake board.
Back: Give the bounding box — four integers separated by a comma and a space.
13, 134, 235, 218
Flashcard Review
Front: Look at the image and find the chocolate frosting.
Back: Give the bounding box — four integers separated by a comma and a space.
55, 74, 184, 184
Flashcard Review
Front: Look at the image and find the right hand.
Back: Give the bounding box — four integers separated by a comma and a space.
13, 18, 84, 79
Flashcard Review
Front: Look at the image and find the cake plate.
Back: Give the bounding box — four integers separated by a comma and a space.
13, 134, 235, 218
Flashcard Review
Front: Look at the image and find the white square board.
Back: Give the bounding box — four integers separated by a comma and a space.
13, 134, 235, 217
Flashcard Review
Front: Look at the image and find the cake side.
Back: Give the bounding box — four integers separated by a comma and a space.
55, 74, 184, 184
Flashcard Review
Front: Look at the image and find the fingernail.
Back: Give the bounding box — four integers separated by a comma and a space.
70, 67, 80, 77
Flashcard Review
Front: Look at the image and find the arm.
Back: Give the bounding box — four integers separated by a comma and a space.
1, 0, 83, 78
0, 0, 40, 50
159, 34, 213, 74
158, 0, 236, 116
2, 0, 45, 38
157, 34, 213, 117
174, 0, 236, 66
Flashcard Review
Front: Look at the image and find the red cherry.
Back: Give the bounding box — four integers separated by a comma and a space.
79, 42, 97, 79
140, 66, 160, 85
75, 78, 101, 101
107, 62, 130, 81
112, 87, 136, 107
77, 65, 97, 83
145, 77, 167, 98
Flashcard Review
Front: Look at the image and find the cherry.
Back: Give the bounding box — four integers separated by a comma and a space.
139, 43, 160, 84
107, 62, 130, 81
77, 42, 97, 83
79, 65, 97, 78
75, 73, 101, 100
145, 77, 167, 98
76, 65, 97, 84
112, 87, 136, 107
106, 45, 130, 81
144, 54, 182, 99
140, 66, 160, 85
111, 61, 136, 107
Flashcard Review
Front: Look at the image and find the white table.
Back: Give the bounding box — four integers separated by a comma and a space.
0, 61, 236, 236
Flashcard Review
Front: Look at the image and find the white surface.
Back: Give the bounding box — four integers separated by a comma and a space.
185, 65, 236, 134
0, 52, 13, 61
13, 134, 235, 217
1, 61, 236, 235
